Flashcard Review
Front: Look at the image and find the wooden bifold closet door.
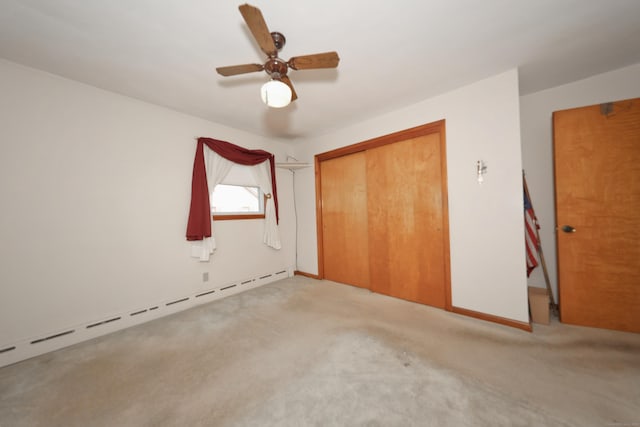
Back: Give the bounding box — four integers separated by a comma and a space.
318, 123, 450, 309
320, 152, 370, 289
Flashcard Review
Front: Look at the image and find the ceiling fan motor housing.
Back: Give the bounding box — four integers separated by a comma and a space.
264, 57, 288, 78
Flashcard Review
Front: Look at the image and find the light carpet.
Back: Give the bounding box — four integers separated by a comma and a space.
1, 276, 638, 426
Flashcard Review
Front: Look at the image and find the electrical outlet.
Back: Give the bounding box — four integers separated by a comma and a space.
203, 272, 209, 282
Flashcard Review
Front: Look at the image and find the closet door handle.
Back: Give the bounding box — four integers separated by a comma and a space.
561, 225, 576, 233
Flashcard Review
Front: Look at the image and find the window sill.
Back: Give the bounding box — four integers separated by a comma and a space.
213, 214, 265, 221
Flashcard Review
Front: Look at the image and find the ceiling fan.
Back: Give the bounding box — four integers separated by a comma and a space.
216, 4, 340, 108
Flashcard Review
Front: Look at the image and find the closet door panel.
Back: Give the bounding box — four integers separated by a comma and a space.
366, 133, 446, 308
320, 152, 370, 289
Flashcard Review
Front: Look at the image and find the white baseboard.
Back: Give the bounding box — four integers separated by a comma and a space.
0, 269, 291, 368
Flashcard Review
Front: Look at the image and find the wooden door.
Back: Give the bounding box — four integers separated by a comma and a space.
367, 134, 447, 308
554, 98, 640, 332
320, 151, 370, 289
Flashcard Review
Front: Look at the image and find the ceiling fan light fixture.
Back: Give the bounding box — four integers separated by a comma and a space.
261, 79, 292, 108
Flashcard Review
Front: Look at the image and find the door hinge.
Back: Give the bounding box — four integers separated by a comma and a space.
600, 102, 614, 116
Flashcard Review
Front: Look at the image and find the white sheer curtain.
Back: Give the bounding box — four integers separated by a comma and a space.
251, 160, 282, 249
190, 150, 234, 261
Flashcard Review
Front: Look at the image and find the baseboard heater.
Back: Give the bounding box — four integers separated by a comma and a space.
0, 346, 16, 354
0, 268, 292, 368
166, 297, 189, 306
195, 290, 215, 298
86, 317, 121, 329
30, 329, 75, 344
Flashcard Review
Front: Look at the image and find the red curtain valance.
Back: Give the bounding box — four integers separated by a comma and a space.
186, 137, 279, 241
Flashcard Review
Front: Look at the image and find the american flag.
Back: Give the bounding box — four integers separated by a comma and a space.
524, 190, 539, 277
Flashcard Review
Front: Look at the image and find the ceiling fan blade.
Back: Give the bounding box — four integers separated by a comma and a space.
288, 52, 340, 70
238, 4, 277, 56
216, 63, 264, 76
281, 76, 298, 101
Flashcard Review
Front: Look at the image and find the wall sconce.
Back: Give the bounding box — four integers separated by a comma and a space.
477, 160, 487, 183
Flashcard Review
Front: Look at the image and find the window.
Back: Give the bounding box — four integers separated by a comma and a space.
211, 184, 264, 219
211, 165, 265, 220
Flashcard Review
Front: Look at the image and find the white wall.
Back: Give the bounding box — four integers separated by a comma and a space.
0, 59, 296, 365
292, 70, 529, 323
520, 63, 640, 301
11, 55, 614, 364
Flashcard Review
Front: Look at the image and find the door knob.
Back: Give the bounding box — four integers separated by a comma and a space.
561, 225, 576, 233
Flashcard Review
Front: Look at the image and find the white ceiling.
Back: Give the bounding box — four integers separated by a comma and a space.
1, 0, 639, 140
